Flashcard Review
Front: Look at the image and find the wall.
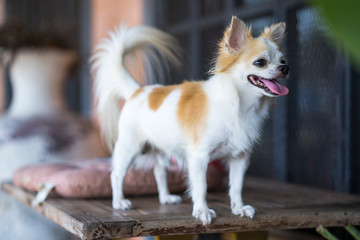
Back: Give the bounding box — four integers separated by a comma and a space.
92, 0, 145, 86
92, 0, 144, 47
91, 0, 145, 95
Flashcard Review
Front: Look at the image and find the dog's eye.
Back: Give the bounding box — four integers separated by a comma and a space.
253, 59, 267, 67
280, 58, 287, 64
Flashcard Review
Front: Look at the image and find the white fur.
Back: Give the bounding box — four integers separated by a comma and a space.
93, 23, 287, 225
91, 26, 181, 152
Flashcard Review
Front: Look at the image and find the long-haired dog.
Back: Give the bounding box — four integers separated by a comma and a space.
92, 16, 289, 225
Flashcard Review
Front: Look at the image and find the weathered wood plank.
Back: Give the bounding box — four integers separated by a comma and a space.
1, 182, 137, 239
2, 177, 360, 240
1, 181, 85, 237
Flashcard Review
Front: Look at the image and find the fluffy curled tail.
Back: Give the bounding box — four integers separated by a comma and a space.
91, 25, 181, 152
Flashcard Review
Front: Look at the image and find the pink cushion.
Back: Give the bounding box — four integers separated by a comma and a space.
13, 158, 225, 198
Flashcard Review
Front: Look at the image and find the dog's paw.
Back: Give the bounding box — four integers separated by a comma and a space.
231, 204, 256, 218
159, 194, 182, 205
113, 199, 132, 210
192, 208, 217, 226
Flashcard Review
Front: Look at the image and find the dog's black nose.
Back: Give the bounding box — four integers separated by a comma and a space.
278, 65, 289, 75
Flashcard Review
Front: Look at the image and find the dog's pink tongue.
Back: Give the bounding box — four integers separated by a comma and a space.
261, 79, 289, 96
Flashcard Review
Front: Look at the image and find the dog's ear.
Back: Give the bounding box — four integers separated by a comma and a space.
225, 16, 250, 55
262, 22, 286, 45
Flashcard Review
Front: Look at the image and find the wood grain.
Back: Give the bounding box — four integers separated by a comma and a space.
2, 177, 360, 240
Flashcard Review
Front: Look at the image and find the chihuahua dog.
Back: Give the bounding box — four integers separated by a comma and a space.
92, 16, 289, 225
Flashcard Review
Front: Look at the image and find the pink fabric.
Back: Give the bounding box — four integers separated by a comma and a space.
13, 158, 225, 198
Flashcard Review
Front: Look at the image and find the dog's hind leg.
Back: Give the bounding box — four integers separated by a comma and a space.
111, 135, 140, 210
154, 154, 182, 205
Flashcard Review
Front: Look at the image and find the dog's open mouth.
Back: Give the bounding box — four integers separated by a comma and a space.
247, 75, 289, 96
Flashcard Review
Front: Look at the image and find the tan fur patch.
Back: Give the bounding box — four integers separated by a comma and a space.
261, 22, 286, 44
215, 34, 279, 74
261, 27, 273, 41
213, 22, 253, 74
177, 81, 208, 145
147, 82, 208, 144
212, 18, 283, 74
130, 87, 144, 99
148, 85, 177, 111
237, 38, 270, 63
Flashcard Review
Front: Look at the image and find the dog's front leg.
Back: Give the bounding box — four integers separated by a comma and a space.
228, 152, 256, 218
188, 153, 216, 226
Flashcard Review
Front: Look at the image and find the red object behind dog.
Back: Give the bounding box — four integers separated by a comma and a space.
13, 158, 225, 198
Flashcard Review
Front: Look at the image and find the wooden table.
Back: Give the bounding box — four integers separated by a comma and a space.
2, 177, 360, 240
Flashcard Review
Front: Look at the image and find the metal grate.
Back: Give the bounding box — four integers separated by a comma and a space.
235, 0, 272, 8
147, 0, 357, 193
163, 0, 190, 26
200, 25, 224, 79
199, 0, 224, 18
288, 7, 348, 190
247, 16, 274, 36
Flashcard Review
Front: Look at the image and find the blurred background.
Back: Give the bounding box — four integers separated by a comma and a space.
143, 0, 360, 195
0, 0, 357, 193
0, 0, 359, 239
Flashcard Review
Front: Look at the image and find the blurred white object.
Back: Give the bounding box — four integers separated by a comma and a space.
0, 48, 106, 240
0, 48, 106, 179
8, 49, 75, 117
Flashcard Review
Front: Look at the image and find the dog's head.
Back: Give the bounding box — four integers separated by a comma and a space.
213, 16, 289, 97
